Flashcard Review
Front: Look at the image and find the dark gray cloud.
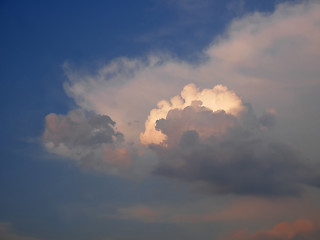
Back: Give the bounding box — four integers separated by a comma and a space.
43, 109, 123, 148
42, 109, 133, 174
156, 101, 237, 147
152, 104, 319, 197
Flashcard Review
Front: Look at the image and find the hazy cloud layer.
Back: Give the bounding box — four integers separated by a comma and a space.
115, 205, 159, 223
223, 219, 320, 240
77, 190, 320, 225
0, 223, 40, 240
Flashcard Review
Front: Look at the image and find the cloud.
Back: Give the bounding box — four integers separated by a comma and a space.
85, 190, 320, 224
207, 1, 320, 86
223, 219, 320, 240
62, 1, 320, 152
42, 109, 158, 176
44, 1, 320, 184
0, 222, 40, 240
140, 83, 244, 145
171, 197, 300, 223
146, 83, 319, 196
42, 109, 132, 174
115, 205, 159, 223
43, 109, 123, 148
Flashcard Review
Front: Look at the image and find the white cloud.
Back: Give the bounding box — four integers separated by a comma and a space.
63, 0, 320, 144
140, 83, 244, 145
44, 1, 320, 179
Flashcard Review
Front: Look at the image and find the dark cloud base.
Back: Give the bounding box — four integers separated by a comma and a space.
152, 104, 319, 197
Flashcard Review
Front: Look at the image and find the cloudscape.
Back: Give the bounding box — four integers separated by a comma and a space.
1, 0, 320, 239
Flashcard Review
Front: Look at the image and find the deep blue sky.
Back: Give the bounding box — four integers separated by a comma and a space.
1, 1, 309, 240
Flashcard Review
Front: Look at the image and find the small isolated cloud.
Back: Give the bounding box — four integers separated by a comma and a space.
223, 219, 320, 240
149, 84, 319, 196
43, 109, 133, 175
0, 222, 40, 240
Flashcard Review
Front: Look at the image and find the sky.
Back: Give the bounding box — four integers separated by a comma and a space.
1, 0, 320, 239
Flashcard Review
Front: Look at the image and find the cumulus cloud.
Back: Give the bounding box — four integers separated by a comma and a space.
43, 109, 123, 147
140, 83, 244, 145
148, 83, 319, 196
62, 1, 320, 142
43, 109, 158, 176
43, 109, 134, 175
0, 222, 40, 240
223, 219, 320, 240
43, 1, 320, 188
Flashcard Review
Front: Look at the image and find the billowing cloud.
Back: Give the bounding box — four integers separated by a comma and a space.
43, 109, 123, 148
43, 1, 320, 191
0, 222, 40, 240
42, 109, 158, 176
142, 85, 317, 195
43, 109, 133, 174
147, 84, 319, 196
62, 1, 320, 146
140, 83, 244, 145
223, 219, 320, 240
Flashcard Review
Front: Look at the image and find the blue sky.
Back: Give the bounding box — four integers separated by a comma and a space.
1, 0, 320, 240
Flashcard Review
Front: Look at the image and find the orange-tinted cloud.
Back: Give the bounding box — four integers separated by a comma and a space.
140, 83, 244, 146
63, 1, 320, 147
223, 219, 320, 240
116, 206, 159, 223
104, 147, 131, 167
171, 196, 307, 223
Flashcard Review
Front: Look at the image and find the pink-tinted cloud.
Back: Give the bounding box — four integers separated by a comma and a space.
103, 147, 131, 167
42, 109, 137, 175
140, 83, 244, 146
115, 206, 159, 223
63, 1, 320, 146
44, 1, 320, 186
223, 219, 320, 240
170, 195, 320, 224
